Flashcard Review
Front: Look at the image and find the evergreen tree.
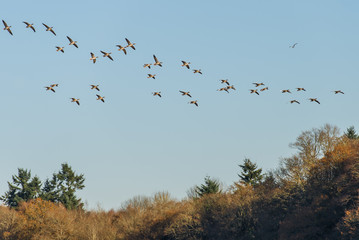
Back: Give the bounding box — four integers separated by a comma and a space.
195, 176, 221, 197
1, 168, 41, 208
345, 126, 359, 139
238, 158, 263, 186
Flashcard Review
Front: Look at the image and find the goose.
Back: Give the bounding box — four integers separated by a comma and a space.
334, 90, 344, 94
296, 87, 306, 91
23, 21, 35, 32
153, 55, 162, 67
143, 63, 152, 69
290, 100, 300, 104
2, 20, 12, 35
282, 89, 291, 93
147, 74, 156, 79
42, 23, 56, 36
179, 91, 192, 98
193, 69, 202, 74
100, 51, 113, 61
253, 82, 264, 87
226, 85, 236, 91
96, 95, 105, 103
50, 84, 59, 87
125, 38, 136, 50
70, 98, 80, 105
289, 43, 298, 48
189, 100, 198, 107
45, 86, 55, 93
221, 79, 230, 85
309, 98, 320, 104
260, 87, 268, 91
90, 52, 98, 63
90, 85, 100, 91
67, 36, 78, 48
217, 87, 229, 93
250, 89, 259, 95
56, 46, 65, 53
116, 45, 127, 55
152, 92, 161, 97
181, 61, 191, 69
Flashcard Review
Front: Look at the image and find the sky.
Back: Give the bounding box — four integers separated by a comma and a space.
1, 0, 359, 210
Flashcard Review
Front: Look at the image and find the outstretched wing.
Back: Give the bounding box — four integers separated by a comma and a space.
2, 20, 8, 28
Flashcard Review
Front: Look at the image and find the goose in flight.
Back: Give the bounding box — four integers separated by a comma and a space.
100, 51, 113, 61
67, 36, 78, 48
179, 91, 192, 98
23, 21, 35, 32
189, 100, 198, 107
221, 79, 230, 85
153, 55, 162, 67
56, 46, 65, 53
217, 87, 229, 93
143, 63, 152, 69
193, 69, 202, 74
152, 92, 161, 97
309, 98, 320, 104
296, 87, 306, 91
96, 95, 105, 103
147, 74, 156, 79
90, 85, 100, 91
125, 38, 136, 50
42, 23, 56, 36
289, 43, 298, 48
250, 89, 259, 95
290, 100, 300, 104
253, 82, 264, 87
50, 84, 58, 87
2, 20, 13, 35
333, 90, 344, 94
181, 61, 191, 69
45, 86, 55, 93
226, 85, 236, 91
90, 52, 98, 63
260, 87, 268, 91
116, 45, 127, 55
282, 89, 291, 93
70, 98, 80, 105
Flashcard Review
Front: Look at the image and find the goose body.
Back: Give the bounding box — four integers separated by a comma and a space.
181, 61, 191, 69
147, 74, 156, 79
67, 36, 78, 48
179, 91, 192, 98
116, 45, 127, 55
152, 92, 161, 97
90, 85, 100, 91
153, 55, 162, 67
45, 86, 55, 93
2, 20, 12, 35
56, 46, 65, 53
23, 21, 35, 32
143, 63, 152, 69
70, 98, 80, 105
42, 23, 56, 36
90, 52, 98, 63
189, 100, 198, 107
193, 69, 202, 74
100, 51, 113, 61
221, 79, 230, 85
125, 38, 136, 50
96, 95, 105, 103
309, 98, 320, 104
250, 89, 259, 95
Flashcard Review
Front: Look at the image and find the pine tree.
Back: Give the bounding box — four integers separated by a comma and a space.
195, 176, 221, 197
238, 158, 263, 186
345, 126, 359, 139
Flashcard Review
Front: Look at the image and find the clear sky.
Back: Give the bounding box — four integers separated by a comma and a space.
1, 0, 359, 210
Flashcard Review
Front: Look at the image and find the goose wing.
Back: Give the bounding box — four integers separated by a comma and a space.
2, 20, 8, 28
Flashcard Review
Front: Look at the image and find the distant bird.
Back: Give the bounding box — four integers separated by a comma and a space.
181, 61, 191, 69
56, 46, 65, 53
282, 89, 291, 93
296, 87, 306, 91
23, 21, 35, 32
50, 84, 59, 88
143, 63, 152, 69
100, 51, 113, 61
42, 23, 56, 36
152, 92, 161, 97
67, 36, 78, 48
125, 38, 136, 50
309, 98, 320, 104
253, 82, 264, 87
289, 43, 298, 48
193, 69, 202, 74
116, 45, 127, 55
90, 52, 98, 63
334, 90, 344, 94
290, 100, 300, 104
70, 98, 80, 105
226, 85, 236, 91
45, 86, 55, 93
153, 55, 162, 67
179, 91, 192, 98
250, 89, 259, 95
217, 87, 229, 93
221, 79, 230, 85
2, 20, 13, 35
96, 95, 105, 103
189, 100, 198, 107
90, 85, 100, 91
260, 87, 269, 91
147, 74, 156, 79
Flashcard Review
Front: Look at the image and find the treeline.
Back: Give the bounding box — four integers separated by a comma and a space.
1, 124, 359, 239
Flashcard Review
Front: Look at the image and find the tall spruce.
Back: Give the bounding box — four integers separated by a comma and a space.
238, 158, 263, 186
345, 126, 359, 139
195, 176, 221, 197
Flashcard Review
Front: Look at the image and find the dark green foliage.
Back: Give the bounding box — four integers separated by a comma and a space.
195, 176, 221, 197
238, 158, 263, 186
345, 126, 359, 139
1, 168, 41, 208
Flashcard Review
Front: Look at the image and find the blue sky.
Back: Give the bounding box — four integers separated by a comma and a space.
1, 0, 358, 209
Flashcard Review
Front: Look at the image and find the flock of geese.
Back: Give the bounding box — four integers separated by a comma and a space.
2, 20, 345, 107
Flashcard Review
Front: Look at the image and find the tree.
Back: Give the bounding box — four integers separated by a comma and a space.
1, 169, 41, 208
345, 126, 359, 139
238, 158, 263, 186
195, 176, 221, 197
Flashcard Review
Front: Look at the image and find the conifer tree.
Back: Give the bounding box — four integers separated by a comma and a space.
345, 126, 359, 139
195, 176, 221, 197
238, 158, 263, 186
